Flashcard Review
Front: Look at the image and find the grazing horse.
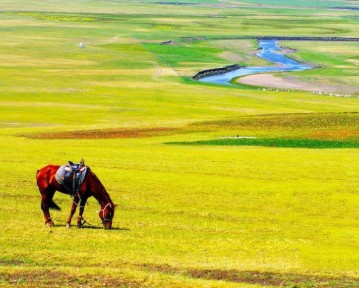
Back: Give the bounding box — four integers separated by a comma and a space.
36, 164, 115, 229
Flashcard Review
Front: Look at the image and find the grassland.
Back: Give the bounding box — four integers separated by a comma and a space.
235, 40, 359, 95
0, 0, 358, 287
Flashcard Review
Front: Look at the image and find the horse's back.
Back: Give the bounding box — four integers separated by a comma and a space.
36, 164, 61, 189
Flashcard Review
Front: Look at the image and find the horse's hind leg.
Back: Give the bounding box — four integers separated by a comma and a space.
39, 188, 56, 226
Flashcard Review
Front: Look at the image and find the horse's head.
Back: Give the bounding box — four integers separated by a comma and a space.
99, 203, 115, 229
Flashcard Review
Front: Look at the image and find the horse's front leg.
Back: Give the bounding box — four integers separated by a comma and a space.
66, 196, 79, 228
77, 197, 88, 228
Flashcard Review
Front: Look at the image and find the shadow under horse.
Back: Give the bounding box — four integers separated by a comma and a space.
36, 161, 116, 229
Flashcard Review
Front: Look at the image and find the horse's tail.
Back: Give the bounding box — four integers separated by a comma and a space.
49, 200, 61, 211
36, 166, 61, 211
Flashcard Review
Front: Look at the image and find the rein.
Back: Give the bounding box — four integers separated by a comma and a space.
71, 190, 113, 225
76, 216, 96, 227
73, 200, 85, 208
72, 192, 85, 208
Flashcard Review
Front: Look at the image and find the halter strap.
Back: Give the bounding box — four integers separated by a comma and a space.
99, 202, 112, 222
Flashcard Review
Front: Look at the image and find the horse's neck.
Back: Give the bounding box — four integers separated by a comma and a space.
92, 191, 110, 207
89, 173, 113, 208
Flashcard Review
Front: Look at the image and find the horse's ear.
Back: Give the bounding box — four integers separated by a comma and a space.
80, 158, 85, 165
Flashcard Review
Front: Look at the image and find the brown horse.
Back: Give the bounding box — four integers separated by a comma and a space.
36, 164, 115, 229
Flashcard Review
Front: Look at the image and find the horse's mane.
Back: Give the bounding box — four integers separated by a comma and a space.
88, 169, 113, 204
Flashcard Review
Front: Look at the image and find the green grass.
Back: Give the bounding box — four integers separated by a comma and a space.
239, 0, 355, 8
167, 138, 359, 148
0, 0, 359, 287
270, 41, 359, 95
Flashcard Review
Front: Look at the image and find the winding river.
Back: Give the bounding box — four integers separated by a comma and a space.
198, 40, 313, 86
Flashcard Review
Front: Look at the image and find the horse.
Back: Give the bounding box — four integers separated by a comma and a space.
36, 163, 115, 229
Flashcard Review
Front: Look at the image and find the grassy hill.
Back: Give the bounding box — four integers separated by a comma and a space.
0, 0, 358, 287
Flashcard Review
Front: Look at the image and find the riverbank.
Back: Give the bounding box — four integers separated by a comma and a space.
192, 64, 242, 80
237, 74, 312, 91
237, 73, 359, 97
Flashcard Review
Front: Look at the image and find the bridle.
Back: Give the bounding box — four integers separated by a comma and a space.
99, 202, 113, 223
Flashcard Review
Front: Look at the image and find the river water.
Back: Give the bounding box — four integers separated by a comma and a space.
198, 40, 312, 85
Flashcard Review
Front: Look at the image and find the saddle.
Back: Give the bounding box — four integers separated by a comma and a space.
55, 160, 88, 197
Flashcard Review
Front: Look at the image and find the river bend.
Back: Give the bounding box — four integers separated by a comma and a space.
198, 40, 312, 85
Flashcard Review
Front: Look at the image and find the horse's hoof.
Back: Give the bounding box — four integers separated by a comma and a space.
66, 223, 71, 228
46, 222, 54, 227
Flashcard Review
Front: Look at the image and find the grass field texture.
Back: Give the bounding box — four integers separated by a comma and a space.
0, 0, 358, 287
